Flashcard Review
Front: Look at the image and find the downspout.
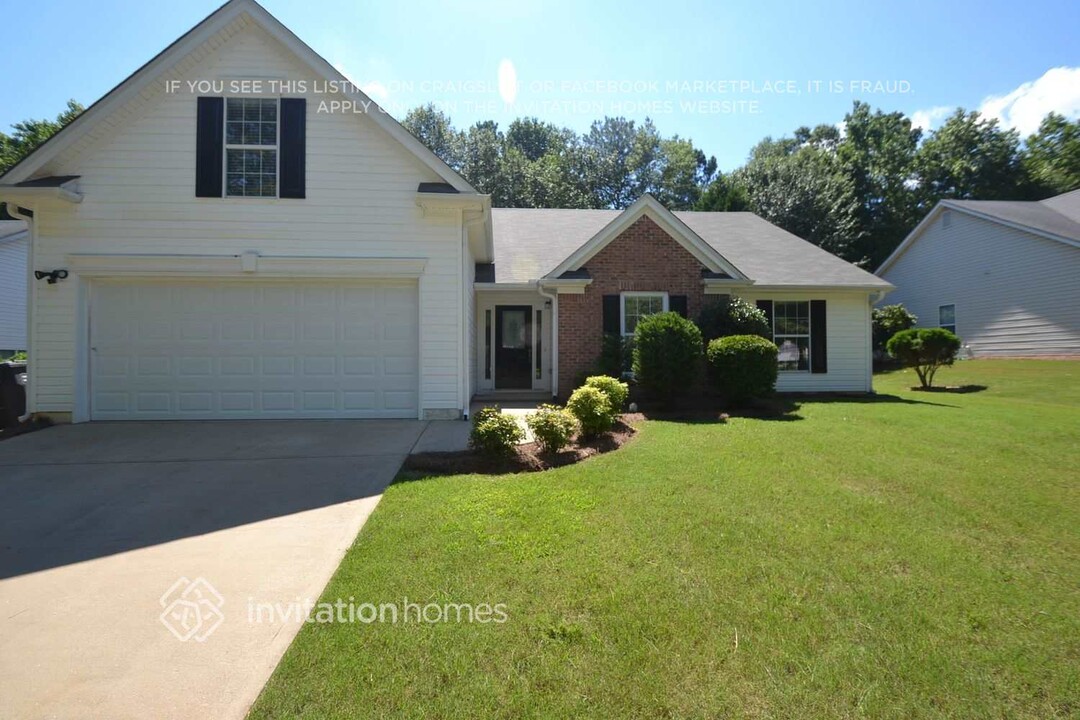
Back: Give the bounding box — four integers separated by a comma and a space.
7, 204, 34, 422
537, 282, 558, 400
460, 217, 470, 420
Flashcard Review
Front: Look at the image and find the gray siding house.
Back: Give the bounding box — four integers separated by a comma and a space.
877, 190, 1080, 357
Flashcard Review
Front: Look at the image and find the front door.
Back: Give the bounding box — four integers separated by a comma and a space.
495, 306, 532, 389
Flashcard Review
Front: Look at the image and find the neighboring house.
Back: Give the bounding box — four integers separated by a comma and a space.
877, 190, 1080, 357
0, 221, 28, 355
0, 0, 890, 423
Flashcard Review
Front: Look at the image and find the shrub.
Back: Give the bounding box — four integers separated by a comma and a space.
469, 406, 524, 457
632, 312, 703, 400
872, 304, 918, 354
584, 375, 629, 421
566, 386, 613, 437
597, 333, 634, 378
525, 404, 579, 454
697, 297, 771, 341
706, 335, 779, 404
886, 328, 961, 389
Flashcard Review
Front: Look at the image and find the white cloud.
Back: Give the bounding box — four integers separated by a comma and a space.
910, 105, 952, 132
978, 66, 1080, 136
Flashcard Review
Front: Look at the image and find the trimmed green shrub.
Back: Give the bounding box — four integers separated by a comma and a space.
584, 375, 629, 421
632, 311, 703, 400
525, 404, 579, 454
873, 304, 917, 354
697, 297, 771, 341
566, 386, 613, 437
597, 333, 634, 378
469, 406, 524, 457
706, 334, 779, 404
887, 328, 962, 389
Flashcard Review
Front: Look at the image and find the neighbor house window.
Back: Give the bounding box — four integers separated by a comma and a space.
774, 301, 811, 372
621, 292, 668, 336
939, 304, 956, 334
225, 98, 278, 197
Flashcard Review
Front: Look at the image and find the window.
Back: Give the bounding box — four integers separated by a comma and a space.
774, 301, 810, 372
939, 304, 956, 334
621, 293, 668, 336
225, 98, 278, 197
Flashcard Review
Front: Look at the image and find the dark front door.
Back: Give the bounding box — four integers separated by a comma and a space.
495, 305, 532, 389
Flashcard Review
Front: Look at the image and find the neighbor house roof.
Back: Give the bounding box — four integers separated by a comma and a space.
489, 206, 891, 289
877, 189, 1080, 275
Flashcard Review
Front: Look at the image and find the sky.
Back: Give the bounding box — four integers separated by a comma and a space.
1, 0, 1078, 171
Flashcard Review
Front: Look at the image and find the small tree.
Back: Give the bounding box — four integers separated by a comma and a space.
872, 304, 917, 354
886, 328, 961, 389
632, 312, 703, 400
697, 296, 772, 341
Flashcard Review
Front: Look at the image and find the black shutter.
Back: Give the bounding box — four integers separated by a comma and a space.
810, 300, 827, 374
195, 97, 224, 198
279, 98, 306, 198
756, 300, 774, 339
669, 295, 688, 318
602, 295, 621, 334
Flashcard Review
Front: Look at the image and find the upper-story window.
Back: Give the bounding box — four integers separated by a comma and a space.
225, 98, 278, 197
939, 304, 956, 334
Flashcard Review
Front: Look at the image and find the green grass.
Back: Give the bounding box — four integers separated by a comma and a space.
249, 360, 1080, 719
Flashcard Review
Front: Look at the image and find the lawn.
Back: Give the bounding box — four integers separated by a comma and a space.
249, 360, 1079, 719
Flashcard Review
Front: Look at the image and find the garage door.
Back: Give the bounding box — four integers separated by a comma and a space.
90, 279, 419, 420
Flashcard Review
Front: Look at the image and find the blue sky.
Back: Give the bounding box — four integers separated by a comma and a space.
2, 0, 1078, 170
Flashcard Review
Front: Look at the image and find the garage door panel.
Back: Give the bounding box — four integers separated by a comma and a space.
90, 280, 419, 420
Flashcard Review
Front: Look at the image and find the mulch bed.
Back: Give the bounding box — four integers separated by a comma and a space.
401, 416, 641, 477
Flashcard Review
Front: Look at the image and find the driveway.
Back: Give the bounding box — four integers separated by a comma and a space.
0, 419, 426, 720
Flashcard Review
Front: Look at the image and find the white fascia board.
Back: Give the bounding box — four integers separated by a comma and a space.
66, 253, 427, 278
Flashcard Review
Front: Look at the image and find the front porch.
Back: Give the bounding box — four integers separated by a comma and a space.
474, 289, 554, 397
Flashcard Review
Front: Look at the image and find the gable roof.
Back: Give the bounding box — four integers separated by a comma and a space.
547, 195, 747, 281
489, 201, 891, 289
0, 0, 477, 194
877, 190, 1080, 275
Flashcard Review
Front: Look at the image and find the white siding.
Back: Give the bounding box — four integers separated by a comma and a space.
0, 232, 27, 352
736, 290, 873, 392
880, 211, 1080, 356
28, 19, 467, 417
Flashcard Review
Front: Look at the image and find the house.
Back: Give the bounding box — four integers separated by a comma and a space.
0, 221, 28, 356
877, 191, 1080, 357
0, 0, 890, 423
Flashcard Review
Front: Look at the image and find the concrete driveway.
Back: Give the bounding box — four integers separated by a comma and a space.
0, 419, 426, 720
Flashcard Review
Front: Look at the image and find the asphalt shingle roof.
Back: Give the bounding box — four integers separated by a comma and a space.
943, 189, 1080, 244
489, 208, 890, 288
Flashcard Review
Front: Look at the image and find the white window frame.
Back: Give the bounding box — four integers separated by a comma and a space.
223, 97, 280, 199
772, 300, 812, 373
938, 303, 956, 334
620, 291, 668, 336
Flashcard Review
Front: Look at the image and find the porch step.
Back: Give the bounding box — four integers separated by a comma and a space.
473, 391, 552, 403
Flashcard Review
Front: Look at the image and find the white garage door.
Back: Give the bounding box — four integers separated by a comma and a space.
90, 279, 419, 420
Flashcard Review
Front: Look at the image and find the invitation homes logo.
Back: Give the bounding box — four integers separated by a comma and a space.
159, 576, 225, 642
158, 577, 508, 642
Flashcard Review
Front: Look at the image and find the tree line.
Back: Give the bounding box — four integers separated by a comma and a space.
404, 102, 1080, 268
2, 98, 1076, 268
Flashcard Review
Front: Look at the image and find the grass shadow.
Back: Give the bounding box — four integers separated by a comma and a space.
911, 384, 988, 394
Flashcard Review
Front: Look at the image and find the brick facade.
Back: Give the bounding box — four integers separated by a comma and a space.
557, 215, 709, 394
